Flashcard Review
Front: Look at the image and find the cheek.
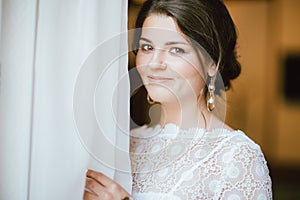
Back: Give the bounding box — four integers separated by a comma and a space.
135, 52, 141, 68
136, 66, 145, 82
172, 59, 202, 80
172, 59, 204, 91
136, 51, 152, 66
136, 53, 145, 75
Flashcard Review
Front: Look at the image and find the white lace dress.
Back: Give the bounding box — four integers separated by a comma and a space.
130, 124, 272, 200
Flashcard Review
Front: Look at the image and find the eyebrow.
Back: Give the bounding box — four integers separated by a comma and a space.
139, 37, 188, 46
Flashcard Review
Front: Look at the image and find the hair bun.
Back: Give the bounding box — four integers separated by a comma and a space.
221, 53, 241, 90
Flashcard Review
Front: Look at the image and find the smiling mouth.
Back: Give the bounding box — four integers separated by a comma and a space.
147, 75, 173, 83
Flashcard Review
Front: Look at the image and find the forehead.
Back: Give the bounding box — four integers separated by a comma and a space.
141, 14, 188, 43
143, 14, 178, 30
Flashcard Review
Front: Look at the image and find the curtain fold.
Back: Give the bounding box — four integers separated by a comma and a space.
0, 1, 130, 199
0, 1, 38, 199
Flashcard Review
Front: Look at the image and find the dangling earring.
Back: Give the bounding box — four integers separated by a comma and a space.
207, 76, 215, 112
147, 94, 155, 105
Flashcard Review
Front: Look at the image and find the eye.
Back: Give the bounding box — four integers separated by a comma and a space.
169, 47, 185, 54
140, 44, 153, 53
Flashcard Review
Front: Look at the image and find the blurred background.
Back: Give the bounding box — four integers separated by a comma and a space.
128, 0, 300, 199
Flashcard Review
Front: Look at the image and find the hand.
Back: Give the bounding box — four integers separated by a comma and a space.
84, 169, 131, 200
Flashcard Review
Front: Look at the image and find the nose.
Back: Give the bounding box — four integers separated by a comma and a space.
148, 48, 167, 70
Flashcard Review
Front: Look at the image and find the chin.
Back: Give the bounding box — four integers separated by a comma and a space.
147, 85, 178, 104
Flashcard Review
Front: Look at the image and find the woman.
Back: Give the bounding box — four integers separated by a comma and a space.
84, 0, 272, 199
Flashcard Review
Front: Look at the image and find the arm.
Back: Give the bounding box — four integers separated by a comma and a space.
216, 140, 272, 199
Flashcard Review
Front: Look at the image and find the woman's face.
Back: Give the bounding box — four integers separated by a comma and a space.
136, 14, 210, 104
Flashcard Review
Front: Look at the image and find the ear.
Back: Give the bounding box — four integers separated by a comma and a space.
207, 61, 218, 77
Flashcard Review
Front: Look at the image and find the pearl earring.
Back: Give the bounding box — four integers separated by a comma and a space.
207, 77, 215, 112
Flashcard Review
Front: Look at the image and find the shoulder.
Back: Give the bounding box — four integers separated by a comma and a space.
215, 129, 268, 166
130, 124, 156, 138
206, 129, 271, 182
130, 125, 147, 136
214, 130, 272, 199
215, 129, 261, 150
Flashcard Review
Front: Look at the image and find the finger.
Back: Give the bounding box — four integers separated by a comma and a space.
85, 177, 103, 196
85, 178, 116, 199
86, 169, 114, 187
84, 188, 114, 200
83, 190, 98, 200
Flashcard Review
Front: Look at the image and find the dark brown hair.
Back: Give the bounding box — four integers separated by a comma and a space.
133, 0, 241, 92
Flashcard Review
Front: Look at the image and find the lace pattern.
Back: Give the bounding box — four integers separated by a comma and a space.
130, 124, 272, 199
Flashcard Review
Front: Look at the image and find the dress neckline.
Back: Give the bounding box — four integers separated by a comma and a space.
131, 123, 242, 140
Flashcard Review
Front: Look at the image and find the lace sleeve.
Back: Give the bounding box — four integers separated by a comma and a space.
216, 137, 272, 199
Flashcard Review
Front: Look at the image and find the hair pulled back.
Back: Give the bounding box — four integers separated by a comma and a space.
133, 0, 241, 92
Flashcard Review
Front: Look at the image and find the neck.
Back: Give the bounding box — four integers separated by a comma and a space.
159, 96, 209, 130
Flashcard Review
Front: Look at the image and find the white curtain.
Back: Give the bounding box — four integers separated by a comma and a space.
0, 0, 131, 199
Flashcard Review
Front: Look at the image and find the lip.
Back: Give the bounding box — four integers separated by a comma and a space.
147, 75, 173, 83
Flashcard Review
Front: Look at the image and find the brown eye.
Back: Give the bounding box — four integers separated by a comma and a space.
169, 47, 185, 54
140, 44, 153, 52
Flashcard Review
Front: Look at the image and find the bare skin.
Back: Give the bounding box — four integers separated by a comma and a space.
84, 169, 130, 200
